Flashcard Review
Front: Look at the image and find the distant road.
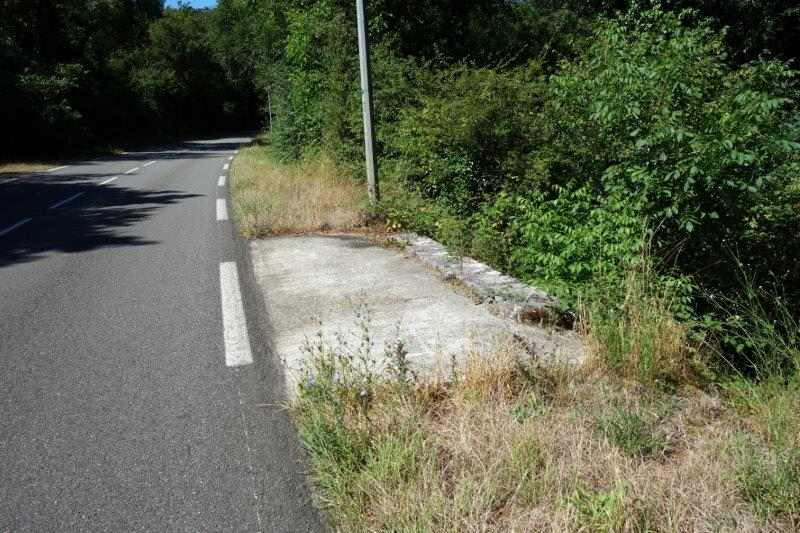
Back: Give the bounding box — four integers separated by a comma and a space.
0, 137, 323, 532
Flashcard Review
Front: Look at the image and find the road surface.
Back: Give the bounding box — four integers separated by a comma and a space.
0, 137, 323, 532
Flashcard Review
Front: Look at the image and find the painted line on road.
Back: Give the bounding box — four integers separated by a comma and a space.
47, 165, 69, 173
143, 160, 156, 168
223, 163, 230, 171
0, 217, 32, 237
99, 176, 119, 185
49, 192, 85, 210
228, 156, 234, 161
218, 175, 226, 187
216, 199, 229, 221
124, 167, 140, 175
219, 262, 254, 367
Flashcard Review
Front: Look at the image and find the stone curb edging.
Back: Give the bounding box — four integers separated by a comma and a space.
387, 232, 569, 328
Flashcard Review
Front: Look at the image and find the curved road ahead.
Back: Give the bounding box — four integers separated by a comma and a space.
0, 137, 323, 532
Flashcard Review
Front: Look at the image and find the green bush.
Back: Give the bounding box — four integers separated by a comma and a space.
388, 63, 545, 215
506, 188, 647, 302
538, 6, 800, 304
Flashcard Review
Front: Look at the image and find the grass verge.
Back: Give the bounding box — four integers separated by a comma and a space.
230, 144, 367, 237
0, 161, 60, 176
293, 298, 799, 532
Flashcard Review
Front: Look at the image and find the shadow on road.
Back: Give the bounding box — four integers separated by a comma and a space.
94, 139, 247, 164
0, 180, 199, 268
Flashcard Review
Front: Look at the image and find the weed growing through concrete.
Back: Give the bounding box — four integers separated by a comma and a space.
292, 311, 795, 531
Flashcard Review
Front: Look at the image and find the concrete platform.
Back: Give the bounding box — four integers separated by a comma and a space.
250, 234, 585, 394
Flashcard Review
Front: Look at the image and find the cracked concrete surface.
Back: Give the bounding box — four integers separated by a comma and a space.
250, 234, 585, 395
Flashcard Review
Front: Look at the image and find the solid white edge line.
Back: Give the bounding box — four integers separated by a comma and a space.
47, 165, 68, 173
0, 217, 33, 237
49, 191, 85, 210
218, 175, 226, 187
99, 176, 119, 185
124, 167, 140, 174
143, 161, 156, 167
219, 262, 254, 367
216, 198, 228, 221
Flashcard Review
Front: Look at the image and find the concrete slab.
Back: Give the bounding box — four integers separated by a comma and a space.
250, 234, 585, 394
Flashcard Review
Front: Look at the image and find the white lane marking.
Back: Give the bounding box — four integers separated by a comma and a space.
218, 175, 226, 187
223, 163, 230, 171
143, 161, 156, 168
219, 262, 254, 367
49, 192, 85, 210
216, 199, 229, 221
124, 167, 140, 175
0, 217, 32, 237
47, 165, 69, 173
99, 176, 119, 185
228, 156, 234, 161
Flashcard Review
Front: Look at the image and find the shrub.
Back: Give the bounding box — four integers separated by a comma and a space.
539, 6, 800, 304
388, 63, 545, 215
505, 188, 647, 303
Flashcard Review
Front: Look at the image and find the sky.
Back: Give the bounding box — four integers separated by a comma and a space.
165, 0, 218, 8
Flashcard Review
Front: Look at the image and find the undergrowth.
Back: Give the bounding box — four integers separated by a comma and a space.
292, 304, 798, 532
230, 143, 367, 237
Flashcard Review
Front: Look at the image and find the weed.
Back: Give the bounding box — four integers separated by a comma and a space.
595, 408, 667, 459
734, 437, 800, 521
587, 260, 701, 385
569, 484, 646, 532
230, 146, 366, 237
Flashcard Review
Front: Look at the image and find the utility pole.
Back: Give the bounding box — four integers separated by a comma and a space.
356, 0, 379, 202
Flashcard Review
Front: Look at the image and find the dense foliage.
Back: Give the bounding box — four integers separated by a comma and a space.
0, 0, 256, 156
239, 0, 799, 375
3, 0, 799, 375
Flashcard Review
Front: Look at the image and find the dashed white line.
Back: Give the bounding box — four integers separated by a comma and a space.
223, 163, 230, 171
0, 218, 32, 237
218, 175, 226, 187
143, 161, 156, 168
49, 192, 85, 210
47, 165, 69, 173
228, 156, 234, 161
216, 199, 229, 221
99, 176, 119, 185
124, 167, 140, 175
219, 262, 254, 367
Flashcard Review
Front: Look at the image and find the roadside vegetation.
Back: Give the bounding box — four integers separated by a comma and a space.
230, 144, 366, 237
1, 1, 257, 158
220, 2, 800, 529
0, 162, 59, 176
293, 297, 799, 531
6, 0, 799, 529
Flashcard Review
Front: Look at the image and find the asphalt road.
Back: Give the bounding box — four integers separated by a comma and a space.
0, 137, 323, 532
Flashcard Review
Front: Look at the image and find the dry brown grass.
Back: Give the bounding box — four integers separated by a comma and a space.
296, 336, 795, 532
230, 146, 367, 237
0, 161, 58, 176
